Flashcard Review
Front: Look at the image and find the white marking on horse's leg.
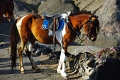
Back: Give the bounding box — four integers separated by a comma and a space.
57, 55, 62, 73
57, 48, 67, 77
61, 49, 67, 77
57, 48, 64, 73
56, 25, 66, 73
61, 57, 66, 72
20, 67, 25, 74
28, 43, 32, 51
56, 20, 68, 78
28, 43, 34, 55
56, 23, 68, 78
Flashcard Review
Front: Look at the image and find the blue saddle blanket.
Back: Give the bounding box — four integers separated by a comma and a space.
42, 19, 65, 31
42, 20, 49, 29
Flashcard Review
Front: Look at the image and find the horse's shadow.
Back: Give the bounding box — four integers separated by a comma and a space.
0, 43, 9, 49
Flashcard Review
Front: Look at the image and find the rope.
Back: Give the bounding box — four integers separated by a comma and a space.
85, 38, 106, 59
78, 34, 88, 43
85, 37, 117, 60
85, 37, 98, 53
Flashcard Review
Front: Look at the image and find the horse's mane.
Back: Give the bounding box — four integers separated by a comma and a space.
70, 10, 93, 16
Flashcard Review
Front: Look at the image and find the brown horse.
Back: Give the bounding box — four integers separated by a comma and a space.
10, 11, 99, 79
0, 0, 14, 22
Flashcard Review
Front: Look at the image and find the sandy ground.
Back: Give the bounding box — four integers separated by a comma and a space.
0, 21, 101, 80
0, 46, 80, 80
0, 0, 120, 79
0, 47, 64, 80
0, 40, 102, 80
0, 18, 90, 80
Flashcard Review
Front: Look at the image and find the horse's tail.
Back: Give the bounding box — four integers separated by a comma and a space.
10, 19, 19, 70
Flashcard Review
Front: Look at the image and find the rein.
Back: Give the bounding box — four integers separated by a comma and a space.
85, 36, 117, 61
68, 15, 103, 58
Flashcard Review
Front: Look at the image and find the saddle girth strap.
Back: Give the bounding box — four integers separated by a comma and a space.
53, 18, 56, 51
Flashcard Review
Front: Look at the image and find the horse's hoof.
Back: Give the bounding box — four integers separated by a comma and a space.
57, 69, 61, 73
36, 69, 41, 73
57, 71, 60, 73
63, 76, 69, 80
21, 71, 25, 74
32, 67, 36, 69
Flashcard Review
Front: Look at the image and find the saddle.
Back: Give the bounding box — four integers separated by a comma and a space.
42, 12, 71, 50
42, 13, 66, 50
42, 12, 65, 31
43, 12, 60, 20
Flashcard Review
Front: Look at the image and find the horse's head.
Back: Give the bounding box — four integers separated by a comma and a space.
68, 11, 100, 42
5, 0, 14, 21
83, 15, 100, 42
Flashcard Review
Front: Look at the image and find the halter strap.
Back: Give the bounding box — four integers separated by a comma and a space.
67, 16, 93, 42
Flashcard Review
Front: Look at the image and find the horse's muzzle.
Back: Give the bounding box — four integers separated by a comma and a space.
89, 37, 96, 42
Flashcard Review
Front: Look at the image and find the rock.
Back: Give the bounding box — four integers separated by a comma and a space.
1, 0, 120, 80
8, 0, 120, 48
67, 46, 101, 55
38, 0, 77, 15
66, 47, 120, 80
74, 0, 120, 47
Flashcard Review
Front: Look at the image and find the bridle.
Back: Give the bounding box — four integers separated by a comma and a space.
67, 15, 94, 42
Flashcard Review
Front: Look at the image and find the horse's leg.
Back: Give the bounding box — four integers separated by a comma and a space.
57, 43, 68, 79
28, 42, 34, 55
18, 41, 25, 73
25, 47, 40, 72
28, 35, 36, 55
25, 38, 40, 72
